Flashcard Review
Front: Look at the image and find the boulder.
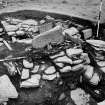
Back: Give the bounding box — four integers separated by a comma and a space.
0, 75, 18, 103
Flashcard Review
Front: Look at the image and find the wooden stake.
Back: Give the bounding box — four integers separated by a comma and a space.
96, 0, 103, 38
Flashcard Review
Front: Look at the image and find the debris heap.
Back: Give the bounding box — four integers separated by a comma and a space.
0, 15, 104, 105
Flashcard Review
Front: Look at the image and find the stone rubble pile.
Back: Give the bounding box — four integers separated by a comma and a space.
1, 48, 91, 104
0, 16, 104, 105
3, 47, 90, 87
1, 18, 38, 41
86, 40, 105, 83
0, 16, 92, 43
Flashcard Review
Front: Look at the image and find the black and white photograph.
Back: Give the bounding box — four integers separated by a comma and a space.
0, 0, 105, 105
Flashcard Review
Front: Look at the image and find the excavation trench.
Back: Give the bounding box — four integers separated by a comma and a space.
0, 10, 104, 105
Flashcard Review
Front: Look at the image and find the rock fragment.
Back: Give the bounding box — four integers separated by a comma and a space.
0, 75, 18, 102
63, 27, 79, 36
40, 19, 46, 24
16, 30, 25, 36
66, 48, 83, 57
97, 61, 105, 67
71, 64, 84, 71
50, 51, 65, 59
56, 62, 64, 68
72, 59, 83, 65
0, 28, 3, 33
16, 39, 32, 44
89, 72, 100, 85
42, 73, 59, 81
21, 68, 29, 80
7, 31, 16, 36
54, 56, 72, 64
0, 42, 3, 46
39, 64, 48, 72
23, 59, 33, 69
86, 40, 105, 48
5, 25, 18, 32
44, 66, 56, 74
80, 53, 90, 64
32, 26, 64, 49
4, 62, 17, 76
22, 19, 38, 26
71, 88, 90, 105
20, 74, 41, 88
84, 65, 94, 79
82, 28, 92, 39
31, 65, 40, 73
60, 66, 71, 73
100, 67, 105, 73
58, 93, 66, 101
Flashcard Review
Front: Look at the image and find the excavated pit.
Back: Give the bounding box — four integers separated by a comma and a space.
0, 10, 103, 105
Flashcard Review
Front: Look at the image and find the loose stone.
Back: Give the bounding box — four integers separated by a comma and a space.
22, 19, 38, 26
5, 25, 18, 32
39, 64, 48, 72
23, 59, 33, 69
97, 61, 105, 67
60, 66, 71, 73
20, 74, 41, 88
0, 28, 3, 32
44, 66, 56, 75
66, 48, 83, 57
21, 68, 29, 80
84, 65, 94, 79
89, 73, 100, 85
58, 93, 66, 101
56, 62, 64, 68
50, 51, 65, 59
42, 73, 58, 81
72, 59, 83, 65
16, 30, 25, 36
71, 64, 84, 71
31, 65, 40, 73
54, 56, 72, 64
7, 31, 16, 36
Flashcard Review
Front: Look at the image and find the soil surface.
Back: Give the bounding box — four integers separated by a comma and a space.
0, 0, 105, 23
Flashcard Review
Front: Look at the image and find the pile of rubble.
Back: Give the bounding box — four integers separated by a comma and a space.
87, 40, 105, 72
0, 15, 104, 105
0, 15, 92, 42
